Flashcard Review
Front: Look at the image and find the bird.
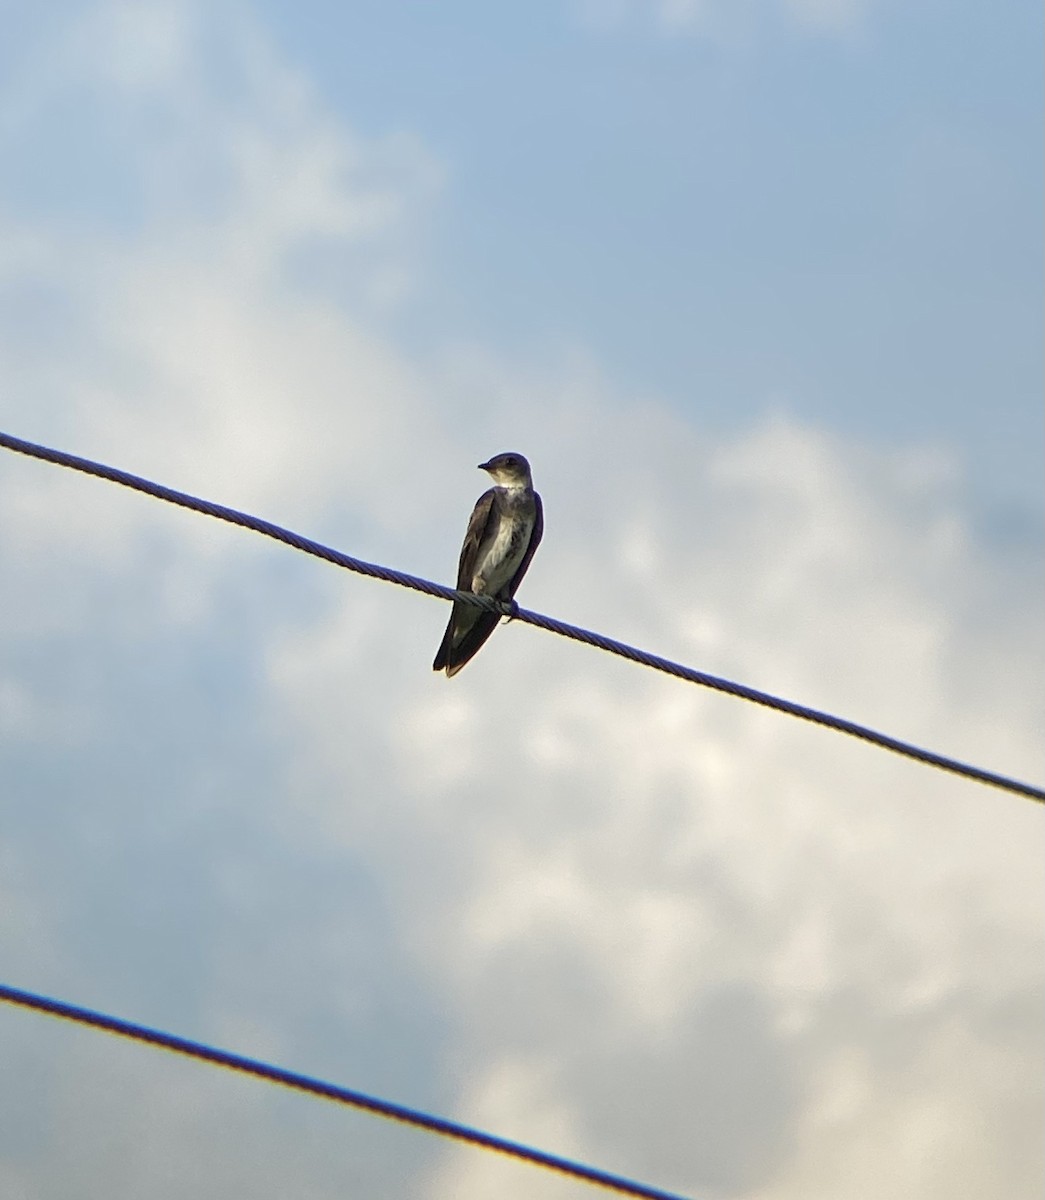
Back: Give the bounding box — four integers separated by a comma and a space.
433, 452, 543, 677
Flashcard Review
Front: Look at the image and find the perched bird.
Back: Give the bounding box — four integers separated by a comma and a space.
433, 452, 543, 677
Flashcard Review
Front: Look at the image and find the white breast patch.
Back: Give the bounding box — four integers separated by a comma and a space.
472, 508, 532, 595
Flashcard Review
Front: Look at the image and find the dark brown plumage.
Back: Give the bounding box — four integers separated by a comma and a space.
433, 453, 543, 677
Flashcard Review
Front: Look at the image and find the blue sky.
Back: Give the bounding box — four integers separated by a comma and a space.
250, 0, 1044, 504
3, 0, 1041, 507
0, 2, 1042, 1198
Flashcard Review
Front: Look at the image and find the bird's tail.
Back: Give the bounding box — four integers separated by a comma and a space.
432, 602, 500, 676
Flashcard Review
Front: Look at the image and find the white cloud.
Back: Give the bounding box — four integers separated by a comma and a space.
0, 0, 449, 554
573, 0, 874, 37
782, 0, 869, 35
270, 382, 1043, 1197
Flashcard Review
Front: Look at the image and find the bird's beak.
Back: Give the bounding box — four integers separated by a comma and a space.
477, 459, 494, 472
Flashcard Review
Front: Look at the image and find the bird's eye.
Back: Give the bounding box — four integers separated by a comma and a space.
505, 455, 517, 466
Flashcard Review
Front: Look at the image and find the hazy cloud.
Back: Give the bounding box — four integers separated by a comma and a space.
573, 0, 875, 37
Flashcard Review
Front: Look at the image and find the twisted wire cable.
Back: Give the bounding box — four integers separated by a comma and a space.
0, 982, 692, 1200
2, 429, 1042, 803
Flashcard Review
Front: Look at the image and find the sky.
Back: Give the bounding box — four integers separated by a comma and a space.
0, 1, 1042, 1198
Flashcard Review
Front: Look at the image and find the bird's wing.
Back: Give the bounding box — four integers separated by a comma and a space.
455, 488, 498, 589
505, 491, 543, 600
432, 489, 500, 674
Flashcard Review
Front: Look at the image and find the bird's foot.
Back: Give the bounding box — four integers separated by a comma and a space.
500, 599, 520, 622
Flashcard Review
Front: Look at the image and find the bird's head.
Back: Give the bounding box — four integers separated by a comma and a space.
478, 452, 533, 488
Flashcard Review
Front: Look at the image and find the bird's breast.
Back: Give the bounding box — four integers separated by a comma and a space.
471, 497, 534, 595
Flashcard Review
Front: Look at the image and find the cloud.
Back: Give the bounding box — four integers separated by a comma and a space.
0, 0, 444, 525
0, 2, 1041, 1199
782, 0, 869, 34
271, 383, 1044, 1197
573, 0, 874, 38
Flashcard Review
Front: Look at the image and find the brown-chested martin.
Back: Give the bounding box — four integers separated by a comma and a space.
433, 452, 543, 677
